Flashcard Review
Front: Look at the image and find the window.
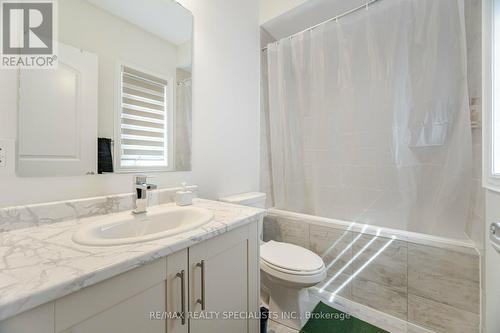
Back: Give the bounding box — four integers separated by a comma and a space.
115, 65, 172, 171
486, 0, 500, 191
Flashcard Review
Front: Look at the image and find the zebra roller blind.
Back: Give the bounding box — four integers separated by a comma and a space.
118, 65, 169, 169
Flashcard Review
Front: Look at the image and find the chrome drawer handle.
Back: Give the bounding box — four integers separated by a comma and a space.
490, 223, 500, 236
490, 223, 500, 252
176, 270, 186, 325
196, 260, 206, 310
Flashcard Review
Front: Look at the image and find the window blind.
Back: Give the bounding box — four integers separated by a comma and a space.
119, 66, 168, 168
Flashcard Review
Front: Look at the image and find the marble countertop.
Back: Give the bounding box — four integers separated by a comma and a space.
0, 199, 266, 322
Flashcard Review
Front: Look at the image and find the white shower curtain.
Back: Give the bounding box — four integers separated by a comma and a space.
265, 0, 472, 238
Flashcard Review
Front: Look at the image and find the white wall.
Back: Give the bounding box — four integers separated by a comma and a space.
261, 0, 366, 40
59, 0, 179, 139
177, 42, 192, 70
0, 0, 260, 207
485, 190, 500, 332
259, 0, 305, 24
483, 1, 498, 331
179, 0, 260, 202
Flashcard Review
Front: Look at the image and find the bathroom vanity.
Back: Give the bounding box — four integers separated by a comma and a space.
0, 0, 266, 331
0, 199, 264, 333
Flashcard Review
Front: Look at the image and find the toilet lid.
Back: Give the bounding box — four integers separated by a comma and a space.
260, 241, 324, 273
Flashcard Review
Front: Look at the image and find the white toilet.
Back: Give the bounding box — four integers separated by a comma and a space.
220, 192, 326, 330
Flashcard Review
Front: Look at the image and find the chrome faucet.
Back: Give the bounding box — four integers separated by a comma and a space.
133, 175, 157, 214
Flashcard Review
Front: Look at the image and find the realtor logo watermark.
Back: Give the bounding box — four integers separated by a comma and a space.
1, 0, 57, 68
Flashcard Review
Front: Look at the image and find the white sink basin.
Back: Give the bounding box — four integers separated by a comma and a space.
72, 205, 214, 246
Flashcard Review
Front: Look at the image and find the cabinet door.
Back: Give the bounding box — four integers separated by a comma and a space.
188, 226, 253, 333
56, 258, 166, 333
61, 283, 165, 333
0, 302, 54, 333
166, 249, 189, 333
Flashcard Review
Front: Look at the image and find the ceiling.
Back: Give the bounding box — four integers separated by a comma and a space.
86, 0, 192, 46
262, 0, 366, 41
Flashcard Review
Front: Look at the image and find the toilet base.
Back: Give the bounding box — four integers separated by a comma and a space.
267, 283, 313, 330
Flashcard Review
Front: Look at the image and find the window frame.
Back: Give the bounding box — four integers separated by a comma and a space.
113, 60, 174, 173
484, 0, 500, 192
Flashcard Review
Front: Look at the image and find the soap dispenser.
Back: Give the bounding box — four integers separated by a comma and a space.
175, 182, 194, 206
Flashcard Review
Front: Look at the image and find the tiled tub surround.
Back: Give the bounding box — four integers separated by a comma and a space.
264, 209, 480, 333
0, 195, 266, 322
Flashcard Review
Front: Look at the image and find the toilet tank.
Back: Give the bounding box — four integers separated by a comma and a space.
220, 192, 267, 242
219, 192, 267, 208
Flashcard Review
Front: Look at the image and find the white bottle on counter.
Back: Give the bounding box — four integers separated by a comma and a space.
175, 182, 194, 206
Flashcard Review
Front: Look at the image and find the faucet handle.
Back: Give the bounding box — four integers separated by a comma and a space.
134, 174, 148, 184
134, 174, 157, 184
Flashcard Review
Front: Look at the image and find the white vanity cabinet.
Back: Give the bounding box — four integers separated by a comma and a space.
0, 303, 55, 333
167, 223, 260, 333
166, 249, 189, 333
55, 257, 167, 333
189, 225, 259, 333
0, 258, 167, 333
0, 222, 259, 333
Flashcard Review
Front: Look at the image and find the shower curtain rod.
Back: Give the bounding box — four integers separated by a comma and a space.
261, 0, 381, 52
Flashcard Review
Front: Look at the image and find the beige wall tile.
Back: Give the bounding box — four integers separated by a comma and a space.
408, 294, 479, 333
351, 235, 407, 293
263, 215, 310, 248
408, 244, 479, 314
351, 277, 408, 320
263, 215, 279, 242
310, 225, 354, 274
317, 272, 352, 299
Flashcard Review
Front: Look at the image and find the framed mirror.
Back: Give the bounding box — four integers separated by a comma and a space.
17, 0, 193, 176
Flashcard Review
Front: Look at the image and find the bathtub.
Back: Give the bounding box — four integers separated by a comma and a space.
265, 208, 478, 255
262, 208, 481, 333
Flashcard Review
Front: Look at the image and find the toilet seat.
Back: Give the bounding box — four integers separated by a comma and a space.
260, 240, 324, 274
261, 258, 324, 276
260, 241, 326, 285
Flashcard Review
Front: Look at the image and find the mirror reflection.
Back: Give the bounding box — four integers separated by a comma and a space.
17, 0, 193, 176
